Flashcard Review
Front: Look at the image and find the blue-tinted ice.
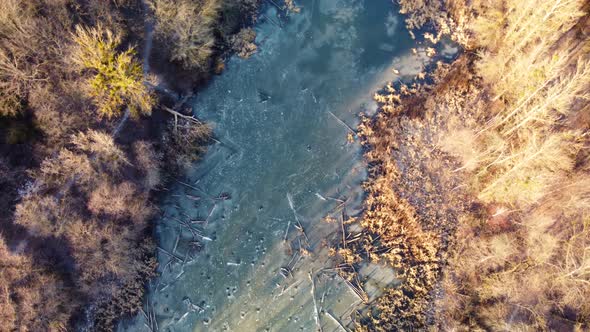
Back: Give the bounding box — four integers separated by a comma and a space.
120, 0, 433, 331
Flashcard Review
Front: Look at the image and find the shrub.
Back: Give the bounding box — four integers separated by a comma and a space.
0, 0, 35, 117
162, 117, 211, 170
133, 140, 163, 190
72, 24, 154, 118
88, 181, 152, 223
148, 0, 221, 71
0, 237, 74, 331
71, 130, 129, 173
230, 28, 257, 58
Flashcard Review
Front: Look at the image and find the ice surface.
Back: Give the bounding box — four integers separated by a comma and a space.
119, 1, 424, 331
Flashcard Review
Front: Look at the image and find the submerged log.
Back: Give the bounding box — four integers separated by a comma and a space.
185, 194, 201, 201
308, 272, 323, 332
326, 311, 349, 332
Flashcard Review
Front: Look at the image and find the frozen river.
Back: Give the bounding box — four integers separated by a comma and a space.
120, 0, 427, 331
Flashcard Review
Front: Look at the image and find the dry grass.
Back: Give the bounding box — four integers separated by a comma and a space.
348, 0, 590, 330
348, 59, 474, 330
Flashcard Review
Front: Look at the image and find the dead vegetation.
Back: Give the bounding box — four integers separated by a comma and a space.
13, 127, 161, 330
0, 238, 75, 331
162, 116, 212, 170
345, 59, 474, 331
342, 0, 590, 330
0, 0, 258, 330
433, 1, 590, 330
147, 0, 260, 82
148, 0, 221, 71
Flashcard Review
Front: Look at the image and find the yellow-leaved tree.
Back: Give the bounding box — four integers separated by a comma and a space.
71, 25, 154, 118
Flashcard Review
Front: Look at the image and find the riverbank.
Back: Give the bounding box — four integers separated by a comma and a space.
0, 0, 259, 330
343, 0, 590, 330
